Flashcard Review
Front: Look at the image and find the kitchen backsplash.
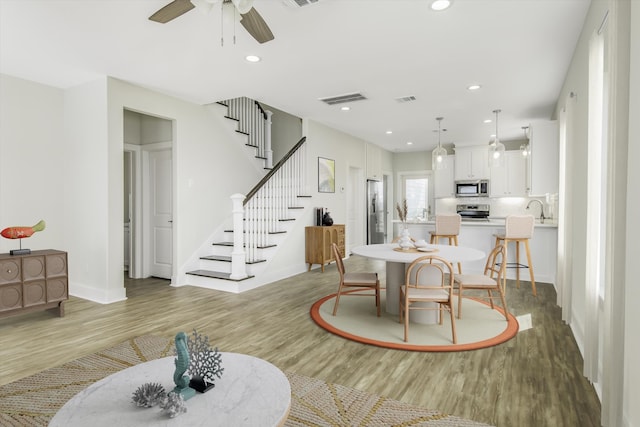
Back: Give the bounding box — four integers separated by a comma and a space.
435, 194, 558, 220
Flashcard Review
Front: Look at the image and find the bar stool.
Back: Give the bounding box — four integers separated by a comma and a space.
429, 214, 462, 273
494, 215, 537, 296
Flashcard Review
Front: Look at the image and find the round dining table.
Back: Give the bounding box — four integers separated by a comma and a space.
351, 243, 485, 322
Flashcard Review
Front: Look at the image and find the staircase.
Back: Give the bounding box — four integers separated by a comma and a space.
184, 98, 310, 293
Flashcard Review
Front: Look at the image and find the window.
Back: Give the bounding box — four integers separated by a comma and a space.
402, 174, 430, 221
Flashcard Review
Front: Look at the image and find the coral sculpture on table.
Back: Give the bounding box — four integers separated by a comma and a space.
184, 328, 224, 393
159, 392, 187, 418
172, 332, 196, 401
132, 383, 166, 407
1, 219, 45, 255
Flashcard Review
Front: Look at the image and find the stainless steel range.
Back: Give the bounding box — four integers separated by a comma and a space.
456, 204, 490, 221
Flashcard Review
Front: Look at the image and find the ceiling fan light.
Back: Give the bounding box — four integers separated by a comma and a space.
232, 0, 254, 14
191, 0, 219, 13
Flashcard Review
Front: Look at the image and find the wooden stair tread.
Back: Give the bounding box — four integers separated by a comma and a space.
200, 255, 266, 264
223, 230, 286, 235
212, 241, 277, 249
186, 270, 254, 281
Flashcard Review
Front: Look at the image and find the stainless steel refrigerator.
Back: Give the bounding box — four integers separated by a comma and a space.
366, 179, 386, 244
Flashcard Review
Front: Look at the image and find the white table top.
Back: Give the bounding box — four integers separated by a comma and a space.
352, 243, 485, 264
50, 352, 291, 427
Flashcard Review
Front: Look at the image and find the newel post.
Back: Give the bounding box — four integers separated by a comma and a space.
264, 110, 273, 169
230, 193, 247, 280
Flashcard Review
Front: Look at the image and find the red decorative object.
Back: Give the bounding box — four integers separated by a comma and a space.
1, 220, 45, 239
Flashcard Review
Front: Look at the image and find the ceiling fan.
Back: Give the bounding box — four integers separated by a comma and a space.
149, 0, 274, 44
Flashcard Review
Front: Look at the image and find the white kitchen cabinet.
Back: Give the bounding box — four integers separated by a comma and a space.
527, 121, 559, 195
366, 143, 382, 180
454, 146, 489, 181
434, 155, 455, 198
490, 150, 527, 197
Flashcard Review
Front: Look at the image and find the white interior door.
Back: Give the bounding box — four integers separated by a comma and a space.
149, 148, 173, 279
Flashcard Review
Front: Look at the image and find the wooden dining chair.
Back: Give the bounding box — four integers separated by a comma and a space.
454, 243, 509, 320
399, 255, 457, 343
331, 243, 381, 317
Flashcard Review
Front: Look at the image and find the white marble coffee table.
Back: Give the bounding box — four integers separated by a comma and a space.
50, 352, 291, 427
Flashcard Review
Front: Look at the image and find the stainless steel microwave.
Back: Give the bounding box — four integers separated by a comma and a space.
455, 180, 489, 197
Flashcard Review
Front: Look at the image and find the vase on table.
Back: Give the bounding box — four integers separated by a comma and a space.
399, 226, 413, 250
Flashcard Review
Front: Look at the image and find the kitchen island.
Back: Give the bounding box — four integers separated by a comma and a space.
393, 219, 558, 286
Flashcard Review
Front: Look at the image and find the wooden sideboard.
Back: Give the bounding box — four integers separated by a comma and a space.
305, 225, 345, 272
0, 249, 68, 318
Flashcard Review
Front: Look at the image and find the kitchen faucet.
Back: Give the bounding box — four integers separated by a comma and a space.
526, 199, 546, 223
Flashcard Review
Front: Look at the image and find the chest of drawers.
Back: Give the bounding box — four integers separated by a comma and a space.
0, 249, 68, 318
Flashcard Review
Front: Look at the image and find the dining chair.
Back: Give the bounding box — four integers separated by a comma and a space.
399, 255, 457, 343
331, 243, 381, 317
454, 243, 509, 320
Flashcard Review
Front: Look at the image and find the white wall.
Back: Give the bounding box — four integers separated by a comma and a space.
0, 75, 66, 253
304, 119, 367, 230
64, 77, 123, 302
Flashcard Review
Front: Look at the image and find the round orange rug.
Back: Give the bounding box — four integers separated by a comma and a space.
310, 290, 519, 352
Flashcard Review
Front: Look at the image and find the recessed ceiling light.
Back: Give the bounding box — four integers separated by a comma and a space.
484, 119, 492, 123
468, 84, 481, 91
341, 106, 351, 111
430, 0, 452, 11
245, 55, 261, 63
407, 141, 413, 145
386, 130, 393, 134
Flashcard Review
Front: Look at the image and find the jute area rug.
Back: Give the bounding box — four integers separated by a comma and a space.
0, 335, 492, 427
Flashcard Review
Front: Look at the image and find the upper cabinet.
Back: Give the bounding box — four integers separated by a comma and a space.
454, 146, 489, 181
490, 151, 527, 197
366, 143, 382, 180
434, 155, 455, 198
527, 121, 559, 195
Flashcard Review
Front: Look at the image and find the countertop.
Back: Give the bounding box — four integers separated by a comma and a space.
395, 218, 558, 228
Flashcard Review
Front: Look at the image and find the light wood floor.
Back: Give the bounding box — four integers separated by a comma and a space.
0, 256, 600, 426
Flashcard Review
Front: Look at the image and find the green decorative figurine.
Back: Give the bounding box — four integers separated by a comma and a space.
172, 332, 196, 400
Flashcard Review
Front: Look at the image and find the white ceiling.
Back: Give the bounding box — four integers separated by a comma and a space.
0, 0, 590, 152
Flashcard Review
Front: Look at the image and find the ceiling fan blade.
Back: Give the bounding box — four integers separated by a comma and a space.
149, 0, 196, 23
239, 7, 274, 44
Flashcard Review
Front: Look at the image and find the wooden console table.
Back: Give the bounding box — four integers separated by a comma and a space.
0, 249, 68, 318
305, 225, 345, 272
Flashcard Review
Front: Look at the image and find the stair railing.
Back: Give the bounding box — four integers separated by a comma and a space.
230, 137, 308, 277
220, 97, 273, 169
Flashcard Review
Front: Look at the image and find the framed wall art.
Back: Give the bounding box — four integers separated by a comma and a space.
318, 157, 335, 193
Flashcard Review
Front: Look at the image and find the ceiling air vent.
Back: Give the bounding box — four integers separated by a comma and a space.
395, 95, 417, 103
284, 0, 320, 7
319, 92, 367, 105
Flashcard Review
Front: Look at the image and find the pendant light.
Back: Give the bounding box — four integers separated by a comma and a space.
431, 117, 447, 170
520, 126, 530, 157
488, 109, 505, 167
